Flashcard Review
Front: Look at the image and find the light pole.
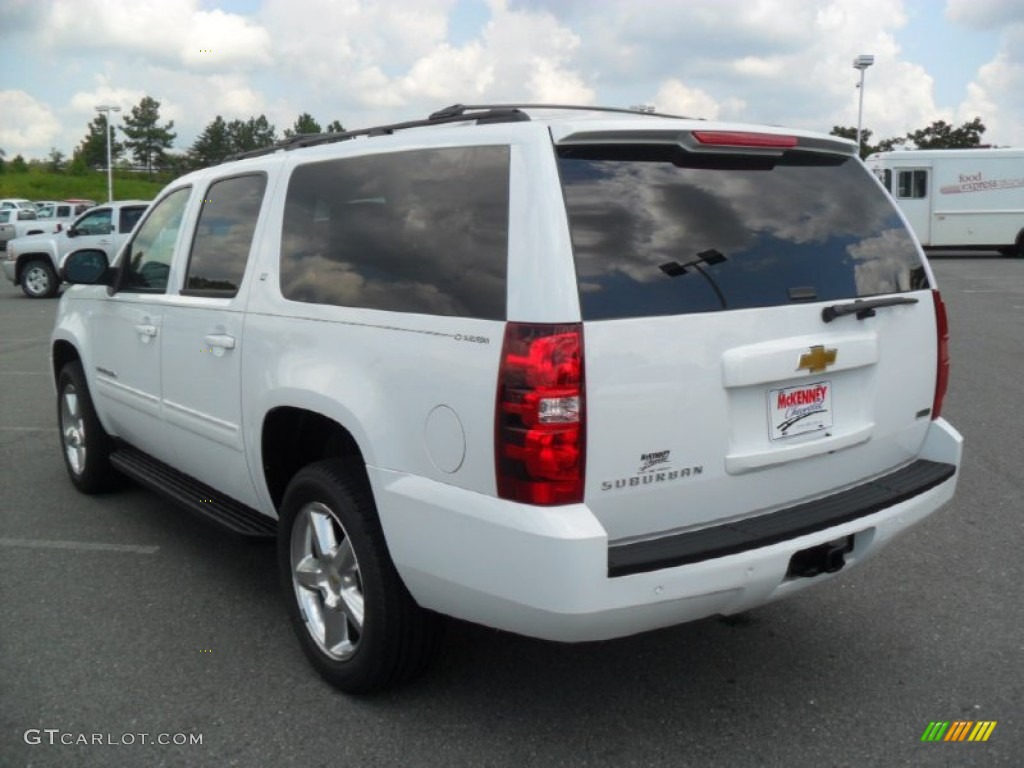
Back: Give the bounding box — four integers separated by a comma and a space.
852, 55, 874, 156
95, 105, 121, 202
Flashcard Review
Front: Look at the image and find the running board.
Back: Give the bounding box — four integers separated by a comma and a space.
110, 447, 277, 538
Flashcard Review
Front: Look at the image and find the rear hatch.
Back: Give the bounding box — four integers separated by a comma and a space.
554, 126, 940, 542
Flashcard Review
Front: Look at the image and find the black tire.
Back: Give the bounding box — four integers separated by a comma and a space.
278, 460, 441, 693
20, 258, 59, 298
56, 361, 119, 493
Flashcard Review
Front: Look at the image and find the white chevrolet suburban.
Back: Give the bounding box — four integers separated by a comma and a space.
51, 104, 962, 693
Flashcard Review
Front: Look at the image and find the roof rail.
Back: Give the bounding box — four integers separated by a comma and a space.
428, 103, 694, 121
227, 106, 530, 162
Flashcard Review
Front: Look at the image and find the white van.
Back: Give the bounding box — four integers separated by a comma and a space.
865, 148, 1024, 257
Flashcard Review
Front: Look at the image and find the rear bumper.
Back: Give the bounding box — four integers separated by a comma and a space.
373, 418, 962, 642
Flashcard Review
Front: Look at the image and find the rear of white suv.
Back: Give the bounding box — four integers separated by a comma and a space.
51, 106, 960, 694
378, 117, 960, 645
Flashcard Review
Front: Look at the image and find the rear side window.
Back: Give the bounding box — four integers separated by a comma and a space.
119, 206, 146, 234
280, 146, 509, 320
183, 174, 266, 297
557, 146, 928, 321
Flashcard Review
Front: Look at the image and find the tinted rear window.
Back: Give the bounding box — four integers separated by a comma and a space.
280, 146, 509, 320
557, 145, 928, 321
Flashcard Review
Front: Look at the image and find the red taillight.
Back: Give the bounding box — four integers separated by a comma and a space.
932, 290, 950, 420
495, 323, 585, 505
692, 130, 798, 148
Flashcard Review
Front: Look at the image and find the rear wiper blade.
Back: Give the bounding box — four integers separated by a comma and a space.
821, 296, 918, 323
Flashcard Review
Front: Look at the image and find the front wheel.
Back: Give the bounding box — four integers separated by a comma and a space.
278, 460, 441, 693
57, 361, 119, 493
20, 258, 59, 298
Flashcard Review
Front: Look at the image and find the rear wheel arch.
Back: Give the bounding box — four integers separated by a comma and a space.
261, 407, 367, 510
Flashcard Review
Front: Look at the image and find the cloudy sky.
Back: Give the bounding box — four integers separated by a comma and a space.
1, 0, 1022, 160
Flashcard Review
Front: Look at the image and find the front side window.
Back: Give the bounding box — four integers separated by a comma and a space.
74, 209, 112, 235
120, 187, 191, 294
280, 146, 510, 320
558, 145, 928, 321
897, 170, 928, 199
183, 174, 266, 296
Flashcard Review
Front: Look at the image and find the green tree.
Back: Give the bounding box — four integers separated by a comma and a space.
831, 116, 987, 156
874, 136, 907, 152
10, 154, 28, 173
226, 115, 276, 153
190, 115, 234, 167
162, 151, 194, 178
121, 96, 177, 172
829, 125, 875, 158
47, 147, 66, 173
75, 115, 124, 169
907, 117, 986, 149
325, 119, 345, 133
284, 112, 322, 138
67, 153, 89, 176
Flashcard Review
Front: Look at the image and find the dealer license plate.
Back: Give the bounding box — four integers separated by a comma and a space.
768, 380, 833, 441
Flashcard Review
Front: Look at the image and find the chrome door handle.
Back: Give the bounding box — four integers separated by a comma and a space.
134, 324, 158, 337
204, 334, 236, 349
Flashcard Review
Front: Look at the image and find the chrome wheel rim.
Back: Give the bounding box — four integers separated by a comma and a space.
24, 266, 50, 296
290, 502, 364, 661
60, 384, 86, 475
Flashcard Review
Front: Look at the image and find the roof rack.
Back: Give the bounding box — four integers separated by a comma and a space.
227, 103, 692, 162
228, 106, 530, 161
428, 103, 692, 121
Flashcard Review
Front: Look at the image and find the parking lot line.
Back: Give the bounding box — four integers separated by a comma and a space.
0, 537, 159, 555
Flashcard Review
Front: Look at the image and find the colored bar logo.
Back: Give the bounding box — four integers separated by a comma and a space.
921, 721, 997, 742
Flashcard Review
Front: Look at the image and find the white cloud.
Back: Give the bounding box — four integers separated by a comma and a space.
45, 0, 271, 70
945, 0, 1024, 28
2, 0, 1019, 158
653, 80, 732, 120
957, 36, 1024, 144
0, 91, 62, 153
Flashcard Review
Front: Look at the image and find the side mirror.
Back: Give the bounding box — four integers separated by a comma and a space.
66, 226, 78, 238
62, 249, 113, 285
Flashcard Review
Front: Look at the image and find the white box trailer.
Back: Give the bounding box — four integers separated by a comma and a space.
865, 148, 1024, 257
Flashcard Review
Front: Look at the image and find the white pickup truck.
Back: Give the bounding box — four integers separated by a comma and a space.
3, 200, 148, 298
0, 208, 49, 250
0, 200, 95, 253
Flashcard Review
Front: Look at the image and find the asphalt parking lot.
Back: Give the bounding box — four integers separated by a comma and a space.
1, 256, 1021, 767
